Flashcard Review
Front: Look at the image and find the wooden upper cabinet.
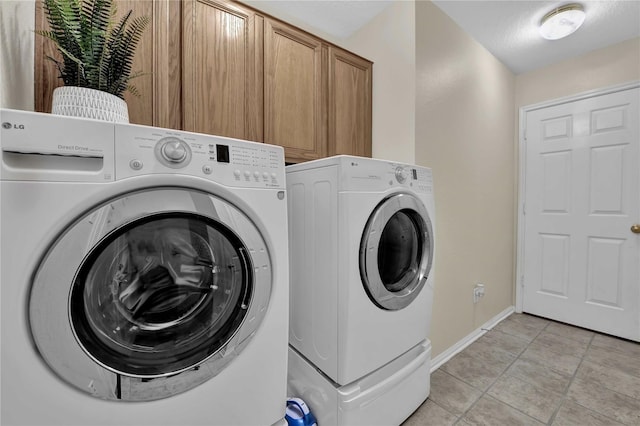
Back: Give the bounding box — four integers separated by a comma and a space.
264, 19, 326, 163
34, 0, 64, 115
34, 0, 371, 160
182, 0, 263, 141
328, 46, 372, 158
34, 0, 181, 129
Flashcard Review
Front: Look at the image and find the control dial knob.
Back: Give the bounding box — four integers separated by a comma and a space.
161, 138, 188, 163
395, 166, 408, 183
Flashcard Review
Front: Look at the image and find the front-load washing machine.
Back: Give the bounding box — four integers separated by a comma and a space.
0, 109, 289, 425
286, 155, 435, 426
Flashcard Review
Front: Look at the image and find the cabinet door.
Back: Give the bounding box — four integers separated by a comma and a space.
183, 0, 263, 141
34, 0, 180, 128
264, 19, 326, 163
328, 47, 372, 158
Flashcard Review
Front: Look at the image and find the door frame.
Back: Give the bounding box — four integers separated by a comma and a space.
515, 80, 640, 313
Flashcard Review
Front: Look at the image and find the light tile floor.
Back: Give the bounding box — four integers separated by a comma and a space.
402, 313, 640, 426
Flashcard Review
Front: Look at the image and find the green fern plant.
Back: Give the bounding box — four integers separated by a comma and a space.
37, 0, 149, 99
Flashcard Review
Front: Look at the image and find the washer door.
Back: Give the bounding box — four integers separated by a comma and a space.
360, 193, 434, 310
29, 188, 272, 401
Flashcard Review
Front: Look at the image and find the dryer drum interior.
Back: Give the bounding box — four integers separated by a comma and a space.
70, 212, 252, 377
360, 193, 434, 311
377, 209, 424, 291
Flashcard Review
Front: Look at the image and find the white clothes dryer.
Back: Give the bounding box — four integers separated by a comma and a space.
0, 109, 289, 426
286, 155, 435, 425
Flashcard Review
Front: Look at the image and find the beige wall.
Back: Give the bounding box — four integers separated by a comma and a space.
343, 1, 415, 163
516, 37, 640, 109
416, 0, 516, 357
0, 0, 35, 110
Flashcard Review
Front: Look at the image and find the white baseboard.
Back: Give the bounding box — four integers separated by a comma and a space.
430, 306, 515, 372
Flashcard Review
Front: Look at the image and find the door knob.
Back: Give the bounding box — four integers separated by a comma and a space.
632, 224, 640, 234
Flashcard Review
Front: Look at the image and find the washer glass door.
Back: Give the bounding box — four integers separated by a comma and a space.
360, 193, 433, 310
29, 188, 272, 401
70, 212, 250, 377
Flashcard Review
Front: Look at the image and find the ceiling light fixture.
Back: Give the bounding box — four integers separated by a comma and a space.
539, 3, 586, 40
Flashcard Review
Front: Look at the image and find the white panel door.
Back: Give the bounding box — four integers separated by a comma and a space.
522, 87, 640, 341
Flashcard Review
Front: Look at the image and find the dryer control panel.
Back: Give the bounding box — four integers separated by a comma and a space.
334, 156, 433, 194
115, 123, 285, 189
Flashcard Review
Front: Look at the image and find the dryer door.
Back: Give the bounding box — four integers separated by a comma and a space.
360, 193, 434, 310
29, 188, 272, 401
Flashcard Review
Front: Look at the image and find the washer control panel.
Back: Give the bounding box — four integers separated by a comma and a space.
114, 124, 285, 188
157, 137, 191, 166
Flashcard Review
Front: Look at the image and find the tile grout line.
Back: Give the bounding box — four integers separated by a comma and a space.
500, 318, 615, 424
541, 324, 638, 425
553, 334, 640, 425
424, 315, 639, 426
489, 318, 555, 425
486, 318, 632, 425
544, 327, 595, 425
450, 317, 549, 425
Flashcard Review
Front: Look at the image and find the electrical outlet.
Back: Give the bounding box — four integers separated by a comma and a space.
473, 283, 485, 303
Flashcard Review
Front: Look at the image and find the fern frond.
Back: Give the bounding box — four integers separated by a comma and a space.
38, 0, 148, 97
126, 83, 140, 98
123, 71, 148, 98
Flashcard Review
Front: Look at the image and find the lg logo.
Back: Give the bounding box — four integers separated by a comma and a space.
2, 122, 25, 130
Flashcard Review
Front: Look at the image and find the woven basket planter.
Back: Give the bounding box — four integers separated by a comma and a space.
51, 86, 129, 123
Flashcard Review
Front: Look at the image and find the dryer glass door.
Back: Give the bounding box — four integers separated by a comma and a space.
360, 193, 433, 310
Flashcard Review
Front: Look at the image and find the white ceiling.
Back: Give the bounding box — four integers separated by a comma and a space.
431, 0, 640, 74
243, 0, 640, 75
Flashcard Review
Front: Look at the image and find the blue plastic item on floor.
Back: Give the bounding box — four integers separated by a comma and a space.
285, 397, 317, 426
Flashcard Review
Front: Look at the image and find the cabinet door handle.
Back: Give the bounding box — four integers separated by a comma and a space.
631, 224, 640, 234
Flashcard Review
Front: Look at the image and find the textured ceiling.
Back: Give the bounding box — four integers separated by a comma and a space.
243, 0, 640, 75
431, 0, 640, 74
